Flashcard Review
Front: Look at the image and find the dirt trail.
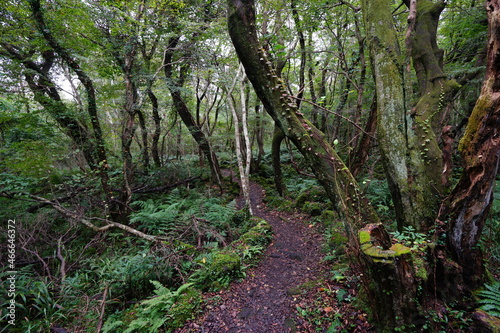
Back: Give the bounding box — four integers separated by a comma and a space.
178, 180, 326, 332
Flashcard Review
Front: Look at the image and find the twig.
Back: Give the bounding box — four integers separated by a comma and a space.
96, 284, 109, 333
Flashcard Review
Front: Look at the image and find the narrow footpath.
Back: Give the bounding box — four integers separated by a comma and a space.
177, 179, 374, 332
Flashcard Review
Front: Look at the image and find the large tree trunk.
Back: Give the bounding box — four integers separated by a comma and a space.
361, 0, 460, 231
440, 0, 500, 291
227, 0, 379, 227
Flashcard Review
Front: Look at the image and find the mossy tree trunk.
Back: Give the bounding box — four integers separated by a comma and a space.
361, 0, 461, 232
439, 0, 500, 291
227, 0, 379, 229
360, 0, 497, 328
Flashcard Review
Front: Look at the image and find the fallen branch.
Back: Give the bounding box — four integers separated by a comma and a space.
29, 195, 158, 242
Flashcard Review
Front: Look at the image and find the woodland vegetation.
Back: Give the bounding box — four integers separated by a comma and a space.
1, 0, 500, 331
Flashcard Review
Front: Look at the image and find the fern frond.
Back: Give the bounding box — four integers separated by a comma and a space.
478, 281, 500, 318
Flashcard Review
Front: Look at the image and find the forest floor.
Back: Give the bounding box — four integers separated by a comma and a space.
175, 176, 375, 332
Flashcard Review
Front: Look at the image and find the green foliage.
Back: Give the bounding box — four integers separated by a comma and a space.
0, 104, 68, 178
103, 282, 200, 333
478, 281, 500, 318
0, 269, 65, 332
363, 179, 396, 222
189, 250, 244, 291
130, 190, 237, 242
85, 251, 174, 301
390, 226, 429, 250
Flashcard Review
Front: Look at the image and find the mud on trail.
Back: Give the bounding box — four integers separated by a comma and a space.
176, 179, 374, 332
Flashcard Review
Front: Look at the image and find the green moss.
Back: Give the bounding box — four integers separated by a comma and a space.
359, 229, 412, 262
211, 252, 241, 277
295, 186, 327, 208
359, 230, 371, 245
237, 218, 272, 246
303, 201, 325, 216
328, 230, 348, 248
389, 243, 411, 255
320, 210, 337, 226
168, 288, 202, 330
412, 255, 428, 280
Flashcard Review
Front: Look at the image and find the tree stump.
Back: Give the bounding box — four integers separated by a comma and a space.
359, 224, 419, 331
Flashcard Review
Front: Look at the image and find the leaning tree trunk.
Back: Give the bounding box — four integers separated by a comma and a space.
227, 0, 379, 228
440, 0, 500, 291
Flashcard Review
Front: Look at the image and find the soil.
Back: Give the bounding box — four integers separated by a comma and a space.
176, 177, 375, 332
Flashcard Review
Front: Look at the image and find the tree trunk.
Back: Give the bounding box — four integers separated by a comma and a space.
28, 0, 111, 196
358, 224, 418, 330
226, 65, 253, 214
349, 96, 377, 177
227, 0, 379, 228
149, 90, 162, 168
137, 110, 150, 173
361, 0, 460, 231
272, 125, 288, 197
252, 104, 265, 172
440, 0, 500, 291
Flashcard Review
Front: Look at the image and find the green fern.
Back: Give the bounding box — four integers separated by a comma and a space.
124, 282, 194, 333
478, 281, 500, 317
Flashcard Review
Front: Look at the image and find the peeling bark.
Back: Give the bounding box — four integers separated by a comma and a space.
440, 0, 500, 289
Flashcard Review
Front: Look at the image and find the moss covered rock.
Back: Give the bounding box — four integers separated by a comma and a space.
302, 201, 325, 216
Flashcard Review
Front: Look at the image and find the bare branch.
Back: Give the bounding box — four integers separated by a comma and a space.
29, 195, 158, 242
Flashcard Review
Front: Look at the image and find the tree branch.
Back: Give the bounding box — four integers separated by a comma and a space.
29, 195, 158, 242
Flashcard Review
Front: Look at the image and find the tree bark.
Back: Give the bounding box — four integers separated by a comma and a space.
272, 125, 288, 197
361, 0, 460, 231
137, 110, 150, 173
226, 65, 253, 214
149, 90, 162, 168
440, 0, 500, 290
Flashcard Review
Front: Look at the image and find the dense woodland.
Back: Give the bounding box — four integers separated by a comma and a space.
1, 0, 500, 331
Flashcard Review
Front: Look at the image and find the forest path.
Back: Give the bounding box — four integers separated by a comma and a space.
177, 175, 373, 332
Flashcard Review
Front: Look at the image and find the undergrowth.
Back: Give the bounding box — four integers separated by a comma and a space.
0, 168, 271, 332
